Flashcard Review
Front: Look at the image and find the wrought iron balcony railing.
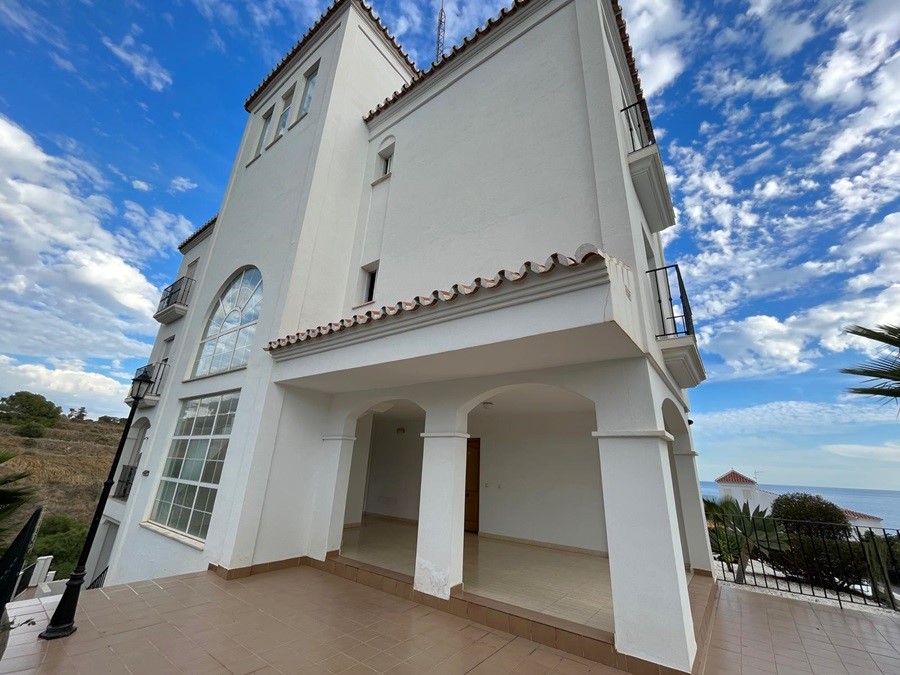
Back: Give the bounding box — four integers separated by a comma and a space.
621, 101, 655, 153
157, 276, 194, 313
647, 264, 694, 338
125, 361, 167, 407
113, 464, 138, 500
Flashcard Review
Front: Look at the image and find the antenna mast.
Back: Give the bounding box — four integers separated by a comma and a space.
435, 0, 446, 65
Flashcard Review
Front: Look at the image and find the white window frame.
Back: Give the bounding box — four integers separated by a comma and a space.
193, 268, 263, 378
149, 392, 240, 541
255, 107, 274, 156
277, 86, 295, 136
299, 64, 319, 118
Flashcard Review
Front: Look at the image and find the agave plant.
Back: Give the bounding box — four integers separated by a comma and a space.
704, 498, 789, 584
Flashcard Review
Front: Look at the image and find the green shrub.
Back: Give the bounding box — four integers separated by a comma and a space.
771, 493, 849, 527
0, 391, 61, 427
29, 515, 88, 578
15, 421, 45, 439
764, 530, 870, 592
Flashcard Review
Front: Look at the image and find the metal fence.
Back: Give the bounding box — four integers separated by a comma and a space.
87, 567, 108, 590
709, 512, 899, 611
113, 464, 138, 500
620, 101, 655, 153
157, 276, 194, 313
647, 264, 695, 338
0, 508, 43, 606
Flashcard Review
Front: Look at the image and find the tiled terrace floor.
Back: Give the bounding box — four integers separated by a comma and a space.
1, 565, 626, 675
707, 585, 900, 674
341, 519, 614, 632
3, 564, 899, 674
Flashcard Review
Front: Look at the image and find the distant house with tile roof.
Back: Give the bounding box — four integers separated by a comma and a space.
715, 470, 883, 529
91, 2, 713, 672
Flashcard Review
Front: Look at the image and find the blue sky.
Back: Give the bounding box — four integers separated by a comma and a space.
0, 0, 897, 489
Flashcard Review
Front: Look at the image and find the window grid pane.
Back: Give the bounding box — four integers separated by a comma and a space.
149, 393, 238, 540
193, 269, 262, 377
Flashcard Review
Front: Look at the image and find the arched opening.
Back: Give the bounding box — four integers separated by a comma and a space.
340, 399, 425, 576
460, 384, 613, 632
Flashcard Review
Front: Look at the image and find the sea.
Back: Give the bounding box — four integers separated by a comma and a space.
699, 481, 900, 530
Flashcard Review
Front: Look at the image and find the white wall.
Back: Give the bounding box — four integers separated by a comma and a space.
344, 413, 374, 525
364, 413, 424, 521
468, 411, 606, 552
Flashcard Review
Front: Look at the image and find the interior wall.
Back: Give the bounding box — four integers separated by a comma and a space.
467, 411, 606, 552
344, 414, 374, 525
364, 413, 424, 521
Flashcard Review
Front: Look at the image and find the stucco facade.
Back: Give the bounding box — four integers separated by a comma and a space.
95, 1, 712, 671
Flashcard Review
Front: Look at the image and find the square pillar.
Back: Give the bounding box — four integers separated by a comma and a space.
672, 450, 714, 573
595, 430, 697, 673
414, 431, 468, 599
308, 435, 356, 560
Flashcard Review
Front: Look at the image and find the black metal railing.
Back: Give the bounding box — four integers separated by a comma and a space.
647, 264, 694, 338
708, 512, 899, 611
621, 101, 655, 153
157, 276, 194, 313
130, 361, 166, 399
0, 508, 43, 606
113, 464, 138, 500
86, 567, 108, 590
14, 563, 36, 598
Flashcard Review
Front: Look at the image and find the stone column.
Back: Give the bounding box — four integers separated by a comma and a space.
595, 430, 697, 673
672, 450, 714, 573
414, 431, 468, 599
308, 435, 356, 560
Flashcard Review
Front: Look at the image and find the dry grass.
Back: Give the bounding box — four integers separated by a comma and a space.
0, 419, 123, 525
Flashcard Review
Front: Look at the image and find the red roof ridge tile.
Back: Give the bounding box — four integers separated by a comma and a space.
265, 243, 607, 352
363, 0, 653, 139
714, 469, 757, 485
842, 507, 882, 522
178, 214, 217, 252
244, 0, 418, 113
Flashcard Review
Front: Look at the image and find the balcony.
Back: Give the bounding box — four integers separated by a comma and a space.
153, 276, 194, 324
124, 361, 167, 408
647, 264, 705, 389
621, 102, 676, 233
112, 464, 138, 501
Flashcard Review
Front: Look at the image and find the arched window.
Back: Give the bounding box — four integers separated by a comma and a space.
193, 268, 263, 377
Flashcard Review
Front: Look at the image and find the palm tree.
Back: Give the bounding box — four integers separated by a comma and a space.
0, 454, 34, 550
841, 324, 900, 401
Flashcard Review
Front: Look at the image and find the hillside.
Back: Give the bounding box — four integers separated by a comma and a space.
0, 419, 123, 525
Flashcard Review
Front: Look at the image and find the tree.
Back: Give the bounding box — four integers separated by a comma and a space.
0, 391, 62, 427
841, 324, 900, 402
0, 454, 35, 548
67, 407, 87, 421
97, 416, 126, 426
770, 493, 849, 529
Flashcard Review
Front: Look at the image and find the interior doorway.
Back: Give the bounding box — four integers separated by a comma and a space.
465, 439, 480, 533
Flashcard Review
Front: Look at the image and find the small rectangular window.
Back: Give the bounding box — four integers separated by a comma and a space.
277, 87, 294, 135
255, 108, 274, 156
361, 262, 379, 304
381, 154, 392, 176
300, 66, 318, 117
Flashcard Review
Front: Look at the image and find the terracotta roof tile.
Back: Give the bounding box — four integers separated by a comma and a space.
842, 507, 882, 522
363, 0, 654, 141
178, 215, 217, 252
715, 470, 756, 485
266, 243, 607, 353
244, 0, 418, 112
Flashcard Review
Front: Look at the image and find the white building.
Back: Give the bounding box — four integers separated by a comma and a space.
715, 470, 884, 530
89, 1, 714, 671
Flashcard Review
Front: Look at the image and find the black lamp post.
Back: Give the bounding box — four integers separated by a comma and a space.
39, 369, 155, 640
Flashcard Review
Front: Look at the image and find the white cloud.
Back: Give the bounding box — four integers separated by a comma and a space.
692, 400, 898, 437
698, 68, 791, 103
131, 179, 151, 191
621, 0, 692, 96
102, 26, 173, 92
0, 114, 189, 365
0, 1, 67, 51
168, 176, 198, 193
823, 441, 900, 463
830, 149, 900, 215
49, 52, 76, 73
0, 355, 131, 418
